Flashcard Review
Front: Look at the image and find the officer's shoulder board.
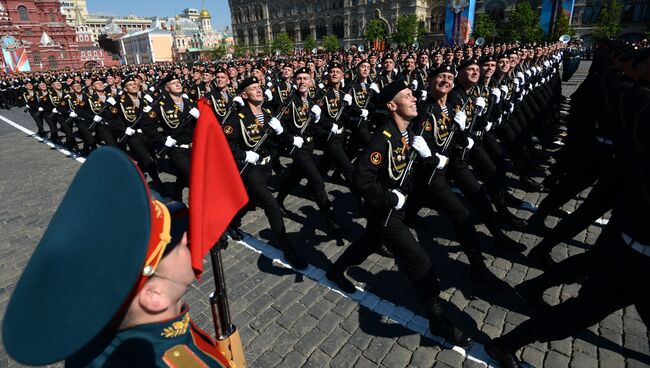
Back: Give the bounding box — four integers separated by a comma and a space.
382, 130, 391, 138
238, 112, 245, 119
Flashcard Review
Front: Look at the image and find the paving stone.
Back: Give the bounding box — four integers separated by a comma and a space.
293, 328, 328, 356
277, 350, 307, 368
410, 346, 440, 368
381, 344, 412, 367
320, 327, 352, 357
330, 344, 361, 368
570, 351, 598, 368
363, 336, 395, 364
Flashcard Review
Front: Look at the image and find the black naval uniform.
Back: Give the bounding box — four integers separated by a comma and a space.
222, 103, 307, 269
90, 92, 123, 147
67, 90, 98, 155
18, 88, 48, 138
35, 88, 60, 142
327, 117, 471, 346
48, 87, 77, 151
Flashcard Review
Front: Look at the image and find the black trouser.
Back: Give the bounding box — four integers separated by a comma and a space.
127, 134, 156, 169
318, 134, 354, 187
345, 119, 372, 159
496, 119, 533, 178
74, 118, 96, 153
56, 114, 76, 148
332, 208, 441, 304
532, 142, 612, 220
95, 121, 125, 148
494, 223, 650, 351
406, 171, 480, 256
29, 111, 46, 135
42, 114, 59, 141
231, 166, 286, 237
278, 144, 330, 209
166, 146, 191, 183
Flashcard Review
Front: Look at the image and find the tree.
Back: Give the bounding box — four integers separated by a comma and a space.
392, 14, 419, 47
499, 2, 545, 43
209, 43, 227, 60
259, 37, 274, 56
303, 35, 317, 52
593, 0, 623, 39
233, 41, 249, 58
272, 32, 294, 55
551, 11, 576, 41
472, 13, 497, 40
321, 35, 340, 52
364, 19, 387, 42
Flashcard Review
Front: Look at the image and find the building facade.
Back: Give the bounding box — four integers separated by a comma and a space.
229, 0, 649, 50
119, 28, 173, 65
59, 0, 87, 26
84, 14, 154, 43
0, 0, 82, 71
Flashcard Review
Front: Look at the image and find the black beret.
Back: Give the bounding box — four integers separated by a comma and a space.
377, 80, 409, 104
214, 67, 228, 75
160, 73, 181, 85
381, 54, 395, 63
429, 64, 456, 78
479, 55, 496, 64
327, 61, 344, 72
457, 58, 479, 70
121, 74, 138, 87
238, 76, 260, 92
496, 53, 509, 60
294, 67, 311, 76
355, 59, 371, 69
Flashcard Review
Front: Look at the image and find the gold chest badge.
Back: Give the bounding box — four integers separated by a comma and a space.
387, 138, 409, 180
212, 95, 227, 116
354, 87, 368, 107
325, 96, 340, 117
292, 102, 310, 129
240, 118, 263, 147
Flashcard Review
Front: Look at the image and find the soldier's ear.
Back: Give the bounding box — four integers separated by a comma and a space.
137, 280, 172, 314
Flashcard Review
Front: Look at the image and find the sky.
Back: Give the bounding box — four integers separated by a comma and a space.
85, 0, 232, 31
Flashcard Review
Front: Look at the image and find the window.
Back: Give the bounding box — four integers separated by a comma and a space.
81, 51, 85, 57
18, 5, 29, 21
48, 55, 57, 69
32, 52, 41, 64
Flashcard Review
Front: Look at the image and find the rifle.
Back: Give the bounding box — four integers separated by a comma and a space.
382, 119, 428, 227
325, 88, 351, 141
426, 125, 457, 186
117, 95, 165, 144
356, 85, 376, 128
210, 238, 247, 368
288, 86, 331, 156
459, 95, 486, 161
239, 95, 295, 175
87, 97, 118, 130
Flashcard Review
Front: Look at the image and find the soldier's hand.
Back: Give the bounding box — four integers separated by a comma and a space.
143, 105, 153, 113
233, 96, 245, 106
391, 189, 406, 210
330, 123, 340, 134
264, 89, 273, 101
360, 109, 369, 118
454, 111, 467, 130
434, 153, 449, 169
38, 107, 44, 112
485, 121, 493, 132
318, 82, 325, 90
491, 88, 501, 104
369, 83, 380, 94
125, 127, 136, 136
144, 94, 154, 103
107, 97, 117, 106
420, 90, 427, 101
410, 79, 419, 91
475, 97, 486, 112
500, 85, 509, 96
343, 94, 352, 105
164, 136, 177, 148
189, 107, 200, 119
466, 137, 475, 150
52, 108, 59, 114
412, 136, 431, 158
293, 136, 304, 148
244, 150, 259, 164
69, 111, 78, 118
269, 117, 283, 135
93, 115, 102, 123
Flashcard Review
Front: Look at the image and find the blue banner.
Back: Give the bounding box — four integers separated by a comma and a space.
444, 0, 476, 45
562, 0, 576, 24
540, 0, 553, 34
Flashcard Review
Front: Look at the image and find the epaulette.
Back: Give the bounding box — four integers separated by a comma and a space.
382, 130, 391, 138
238, 112, 245, 118
159, 101, 165, 105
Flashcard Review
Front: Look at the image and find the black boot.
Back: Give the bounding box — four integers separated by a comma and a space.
468, 252, 511, 290
514, 279, 551, 313
426, 298, 471, 347
493, 232, 527, 253
278, 232, 308, 270
484, 340, 521, 368
526, 212, 551, 236
375, 243, 394, 258
526, 244, 556, 270
520, 175, 541, 192
227, 227, 244, 241
325, 264, 356, 293
321, 206, 343, 242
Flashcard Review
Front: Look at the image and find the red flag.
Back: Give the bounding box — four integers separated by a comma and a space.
189, 98, 248, 278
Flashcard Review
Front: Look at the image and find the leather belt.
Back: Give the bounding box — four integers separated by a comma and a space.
622, 232, 650, 257
596, 136, 613, 145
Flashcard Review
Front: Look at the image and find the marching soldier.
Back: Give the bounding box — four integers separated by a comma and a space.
48, 78, 78, 153
326, 81, 472, 347
89, 76, 121, 147
35, 78, 61, 144
18, 79, 48, 139
222, 76, 307, 269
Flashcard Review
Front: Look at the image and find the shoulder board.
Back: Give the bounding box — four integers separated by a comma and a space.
159, 101, 165, 105
238, 113, 245, 118
263, 108, 271, 114
382, 130, 391, 138
163, 345, 212, 368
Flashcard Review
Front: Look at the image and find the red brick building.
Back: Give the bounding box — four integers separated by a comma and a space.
0, 0, 82, 71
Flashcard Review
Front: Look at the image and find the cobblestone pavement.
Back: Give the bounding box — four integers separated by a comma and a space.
1, 60, 649, 368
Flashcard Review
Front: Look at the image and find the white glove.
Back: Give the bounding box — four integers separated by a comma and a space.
311, 105, 321, 122
24, 105, 29, 109
466, 137, 475, 150
293, 136, 304, 148
264, 89, 273, 101
360, 109, 369, 118
498, 116, 503, 124
106, 97, 116, 106
143, 105, 152, 113
318, 82, 325, 90
485, 122, 493, 132
391, 189, 405, 210
340, 80, 345, 88
410, 79, 419, 90
189, 107, 200, 119
525, 70, 532, 78
491, 88, 501, 104
125, 127, 136, 136
233, 96, 244, 106
412, 136, 431, 158
369, 83, 380, 94
517, 72, 525, 81
148, 86, 155, 92
529, 83, 534, 91
52, 108, 59, 114
266, 81, 273, 88
244, 150, 259, 164
434, 153, 448, 169
93, 115, 102, 123
182, 93, 189, 99
343, 94, 352, 105
38, 107, 44, 112
500, 85, 509, 96
269, 117, 283, 135
144, 94, 153, 103
330, 123, 340, 134
475, 97, 486, 111
69, 111, 78, 118
454, 111, 467, 130
509, 102, 515, 113
420, 90, 428, 101
164, 136, 177, 147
